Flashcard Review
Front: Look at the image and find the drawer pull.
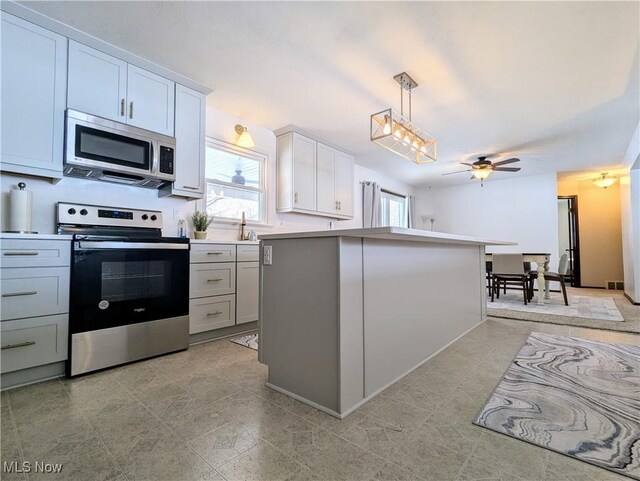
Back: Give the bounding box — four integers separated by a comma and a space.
3, 252, 39, 256
1, 341, 36, 350
2, 291, 38, 298
206, 252, 224, 255
182, 186, 200, 190
206, 278, 223, 282
206, 311, 223, 317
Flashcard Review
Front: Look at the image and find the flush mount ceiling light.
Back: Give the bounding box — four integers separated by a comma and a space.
234, 124, 255, 148
370, 72, 437, 164
593, 173, 616, 189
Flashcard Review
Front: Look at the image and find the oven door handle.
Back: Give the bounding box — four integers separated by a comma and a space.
75, 242, 189, 250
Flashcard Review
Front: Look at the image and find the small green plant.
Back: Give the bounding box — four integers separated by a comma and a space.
191, 211, 213, 232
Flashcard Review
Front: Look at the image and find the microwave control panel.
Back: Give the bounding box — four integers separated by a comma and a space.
159, 146, 175, 175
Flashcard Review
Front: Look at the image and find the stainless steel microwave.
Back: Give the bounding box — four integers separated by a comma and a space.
64, 109, 176, 189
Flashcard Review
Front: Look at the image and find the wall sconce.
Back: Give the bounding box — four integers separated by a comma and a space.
235, 124, 255, 148
593, 173, 616, 189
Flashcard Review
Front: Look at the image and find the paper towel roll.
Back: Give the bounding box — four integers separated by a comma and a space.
9, 183, 33, 233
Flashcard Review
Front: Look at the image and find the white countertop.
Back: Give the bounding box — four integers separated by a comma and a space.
1, 232, 73, 240
189, 239, 260, 245
259, 227, 515, 246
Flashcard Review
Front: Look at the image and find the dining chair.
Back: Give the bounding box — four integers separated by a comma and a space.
529, 253, 569, 306
491, 254, 531, 305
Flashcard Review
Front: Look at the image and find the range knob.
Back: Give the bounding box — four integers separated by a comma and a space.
141, 214, 149, 220
79, 209, 88, 216
67, 208, 76, 215
150, 215, 157, 221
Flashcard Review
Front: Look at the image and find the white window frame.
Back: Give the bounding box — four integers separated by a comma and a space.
380, 188, 409, 228
200, 137, 268, 225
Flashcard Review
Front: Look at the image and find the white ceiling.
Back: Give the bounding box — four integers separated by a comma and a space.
23, 1, 640, 187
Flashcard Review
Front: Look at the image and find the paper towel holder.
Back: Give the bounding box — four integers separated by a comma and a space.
4, 182, 38, 234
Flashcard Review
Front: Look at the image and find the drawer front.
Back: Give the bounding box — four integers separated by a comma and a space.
236, 261, 259, 324
0, 239, 70, 268
1, 314, 68, 373
190, 244, 236, 263
1, 267, 70, 321
189, 262, 235, 298
237, 244, 259, 262
189, 295, 235, 334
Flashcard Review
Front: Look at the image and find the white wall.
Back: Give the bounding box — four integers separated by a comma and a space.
1, 105, 417, 238
620, 121, 640, 303
417, 172, 560, 267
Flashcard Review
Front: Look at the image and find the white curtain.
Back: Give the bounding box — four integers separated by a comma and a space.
407, 194, 415, 228
362, 181, 381, 227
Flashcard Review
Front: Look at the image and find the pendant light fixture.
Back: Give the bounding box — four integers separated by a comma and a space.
370, 72, 437, 164
593, 173, 616, 189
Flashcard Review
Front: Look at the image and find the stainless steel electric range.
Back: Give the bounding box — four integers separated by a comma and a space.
57, 202, 189, 376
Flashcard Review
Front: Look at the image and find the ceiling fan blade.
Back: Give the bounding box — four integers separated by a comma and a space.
442, 169, 472, 176
460, 162, 475, 167
493, 167, 521, 172
492, 158, 520, 166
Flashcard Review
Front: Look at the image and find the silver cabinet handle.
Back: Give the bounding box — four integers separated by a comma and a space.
335, 201, 339, 210
2, 291, 38, 298
294, 193, 298, 203
1, 341, 36, 350
206, 311, 223, 317
129, 101, 134, 119
206, 278, 223, 282
182, 186, 200, 190
3, 252, 39, 256
120, 98, 125, 116
206, 252, 224, 255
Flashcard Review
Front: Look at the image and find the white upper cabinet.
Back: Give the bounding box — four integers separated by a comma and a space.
67, 40, 127, 122
335, 151, 354, 217
1, 13, 67, 179
160, 84, 205, 199
277, 129, 354, 219
67, 42, 175, 136
316, 143, 337, 215
126, 65, 175, 136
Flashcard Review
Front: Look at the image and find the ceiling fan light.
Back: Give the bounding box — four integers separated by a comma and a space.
593, 173, 616, 188
471, 168, 492, 181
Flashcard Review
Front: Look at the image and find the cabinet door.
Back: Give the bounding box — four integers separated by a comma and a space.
1, 13, 67, 178
236, 262, 259, 324
172, 85, 205, 197
316, 143, 337, 214
335, 152, 354, 217
67, 40, 127, 122
126, 65, 175, 136
292, 133, 316, 211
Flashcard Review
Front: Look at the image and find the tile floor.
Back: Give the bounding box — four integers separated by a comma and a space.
1, 318, 637, 481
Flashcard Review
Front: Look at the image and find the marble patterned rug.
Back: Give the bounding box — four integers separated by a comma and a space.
489, 293, 624, 321
229, 333, 258, 351
474, 332, 640, 480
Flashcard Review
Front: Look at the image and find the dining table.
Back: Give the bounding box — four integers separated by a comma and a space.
486, 252, 551, 305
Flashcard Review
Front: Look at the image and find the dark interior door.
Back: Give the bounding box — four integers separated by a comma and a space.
558, 196, 581, 287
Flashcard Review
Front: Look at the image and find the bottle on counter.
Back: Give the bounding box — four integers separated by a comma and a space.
177, 219, 187, 238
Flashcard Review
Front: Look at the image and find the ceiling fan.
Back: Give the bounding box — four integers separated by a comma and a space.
442, 155, 521, 186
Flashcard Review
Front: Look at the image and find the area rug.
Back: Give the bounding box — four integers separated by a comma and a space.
489, 293, 624, 321
474, 332, 640, 479
229, 333, 258, 351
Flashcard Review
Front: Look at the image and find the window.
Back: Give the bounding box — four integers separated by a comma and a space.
204, 139, 266, 222
380, 190, 408, 228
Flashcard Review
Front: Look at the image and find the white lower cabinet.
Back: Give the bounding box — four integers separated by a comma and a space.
236, 262, 259, 324
189, 295, 235, 334
188, 242, 259, 336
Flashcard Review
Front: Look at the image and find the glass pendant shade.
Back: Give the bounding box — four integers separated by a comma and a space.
593, 173, 616, 188
370, 108, 437, 164
235, 124, 255, 148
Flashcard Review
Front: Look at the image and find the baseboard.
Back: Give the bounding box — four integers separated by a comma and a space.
624, 291, 639, 305
1, 362, 65, 391
189, 321, 258, 345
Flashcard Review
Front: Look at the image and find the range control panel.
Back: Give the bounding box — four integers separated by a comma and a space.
57, 203, 163, 229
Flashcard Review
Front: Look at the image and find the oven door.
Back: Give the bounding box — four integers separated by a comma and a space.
70, 241, 189, 334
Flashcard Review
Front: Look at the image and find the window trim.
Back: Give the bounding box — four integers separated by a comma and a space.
200, 137, 269, 225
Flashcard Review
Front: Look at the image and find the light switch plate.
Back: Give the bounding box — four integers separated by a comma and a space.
263, 245, 272, 265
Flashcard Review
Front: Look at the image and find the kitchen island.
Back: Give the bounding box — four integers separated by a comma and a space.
258, 227, 513, 418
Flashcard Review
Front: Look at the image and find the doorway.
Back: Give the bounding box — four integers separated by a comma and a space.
557, 196, 581, 287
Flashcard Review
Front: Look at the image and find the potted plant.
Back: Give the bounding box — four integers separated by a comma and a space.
191, 211, 213, 239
